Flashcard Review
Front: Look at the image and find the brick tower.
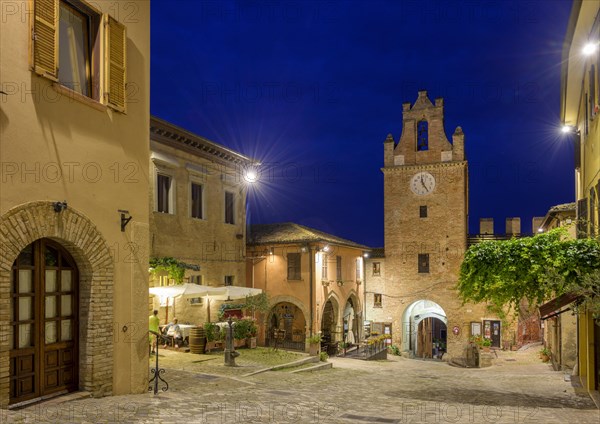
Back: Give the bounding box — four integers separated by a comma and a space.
379, 90, 492, 360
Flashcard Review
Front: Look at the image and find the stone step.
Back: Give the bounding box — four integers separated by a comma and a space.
289, 362, 332, 373
242, 355, 319, 377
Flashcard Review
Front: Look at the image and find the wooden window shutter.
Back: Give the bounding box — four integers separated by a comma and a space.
105, 15, 127, 111
33, 0, 58, 80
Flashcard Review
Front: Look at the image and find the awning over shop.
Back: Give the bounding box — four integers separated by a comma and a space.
539, 292, 582, 320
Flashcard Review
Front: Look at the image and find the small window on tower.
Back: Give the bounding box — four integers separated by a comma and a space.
420, 205, 427, 218
417, 120, 429, 151
374, 293, 382, 308
418, 254, 430, 273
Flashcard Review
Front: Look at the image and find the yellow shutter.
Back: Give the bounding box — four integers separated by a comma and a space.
105, 15, 126, 112
33, 0, 58, 79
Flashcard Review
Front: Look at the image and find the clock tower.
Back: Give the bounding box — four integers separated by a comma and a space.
379, 90, 486, 360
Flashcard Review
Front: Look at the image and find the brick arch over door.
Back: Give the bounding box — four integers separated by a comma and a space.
266, 295, 310, 332
0, 201, 114, 406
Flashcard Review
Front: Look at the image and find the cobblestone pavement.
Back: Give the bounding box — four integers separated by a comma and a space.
4, 348, 599, 424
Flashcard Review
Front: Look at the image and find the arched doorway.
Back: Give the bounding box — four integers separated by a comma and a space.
267, 302, 306, 351
402, 300, 447, 359
321, 297, 339, 343
10, 239, 79, 405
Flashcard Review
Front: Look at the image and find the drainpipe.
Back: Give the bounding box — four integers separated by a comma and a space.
308, 245, 314, 336
362, 256, 367, 342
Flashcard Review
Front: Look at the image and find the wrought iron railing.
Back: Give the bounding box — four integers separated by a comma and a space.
148, 330, 168, 395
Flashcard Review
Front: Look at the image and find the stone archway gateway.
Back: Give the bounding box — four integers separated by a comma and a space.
0, 202, 114, 407
402, 299, 447, 359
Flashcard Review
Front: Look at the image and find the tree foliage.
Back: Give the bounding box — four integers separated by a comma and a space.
457, 228, 600, 313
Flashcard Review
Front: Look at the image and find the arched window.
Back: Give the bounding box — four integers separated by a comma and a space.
417, 120, 429, 151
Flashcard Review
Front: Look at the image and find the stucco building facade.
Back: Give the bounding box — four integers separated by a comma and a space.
0, 0, 150, 407
560, 0, 600, 397
149, 117, 256, 325
247, 223, 367, 352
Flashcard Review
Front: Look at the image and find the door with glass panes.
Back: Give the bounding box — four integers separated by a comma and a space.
9, 239, 78, 405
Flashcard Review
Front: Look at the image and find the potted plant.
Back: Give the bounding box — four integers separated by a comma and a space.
539, 347, 551, 362
481, 337, 492, 352
307, 333, 322, 356
204, 322, 222, 352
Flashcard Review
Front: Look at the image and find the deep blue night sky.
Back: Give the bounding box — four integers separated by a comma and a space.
151, 0, 576, 248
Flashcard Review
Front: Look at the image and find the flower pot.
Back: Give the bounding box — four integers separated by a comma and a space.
247, 337, 257, 349
541, 353, 550, 363
309, 343, 319, 356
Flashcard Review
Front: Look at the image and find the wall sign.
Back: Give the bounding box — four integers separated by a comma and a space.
452, 325, 460, 336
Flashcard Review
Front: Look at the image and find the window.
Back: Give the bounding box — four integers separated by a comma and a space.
336, 256, 342, 281
374, 293, 382, 308
355, 258, 362, 281
33, 0, 127, 110
322, 254, 328, 279
417, 120, 428, 151
287, 253, 301, 280
418, 254, 430, 273
225, 191, 235, 224
590, 188, 597, 237
224, 275, 234, 286
372, 262, 381, 276
577, 198, 588, 238
58, 2, 92, 96
189, 275, 203, 305
590, 65, 596, 120
420, 205, 428, 218
191, 183, 204, 219
156, 173, 173, 213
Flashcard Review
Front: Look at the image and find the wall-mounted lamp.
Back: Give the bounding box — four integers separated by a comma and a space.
301, 245, 308, 253
118, 209, 132, 232
583, 41, 598, 56
322, 245, 330, 252
336, 280, 344, 287
561, 125, 580, 135
52, 201, 67, 213
322, 280, 330, 287
269, 247, 274, 255
362, 251, 370, 258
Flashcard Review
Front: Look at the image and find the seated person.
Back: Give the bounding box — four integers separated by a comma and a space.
162, 318, 184, 348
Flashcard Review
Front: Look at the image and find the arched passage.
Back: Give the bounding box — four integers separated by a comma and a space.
402, 299, 447, 359
321, 295, 340, 343
267, 301, 307, 351
342, 292, 361, 345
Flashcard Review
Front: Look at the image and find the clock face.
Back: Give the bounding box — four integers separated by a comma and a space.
410, 171, 436, 195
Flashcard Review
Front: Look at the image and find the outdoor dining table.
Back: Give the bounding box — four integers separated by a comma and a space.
159, 324, 197, 346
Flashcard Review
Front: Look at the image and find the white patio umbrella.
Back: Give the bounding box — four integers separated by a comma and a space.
204, 286, 263, 322
205, 286, 262, 301
149, 284, 228, 324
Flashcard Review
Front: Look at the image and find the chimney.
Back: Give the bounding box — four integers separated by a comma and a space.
532, 217, 544, 233
479, 218, 494, 235
505, 217, 521, 235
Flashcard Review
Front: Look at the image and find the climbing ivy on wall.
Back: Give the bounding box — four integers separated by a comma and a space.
457, 228, 600, 315
149, 257, 187, 284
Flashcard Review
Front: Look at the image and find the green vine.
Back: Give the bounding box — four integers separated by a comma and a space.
457, 228, 600, 315
149, 257, 191, 284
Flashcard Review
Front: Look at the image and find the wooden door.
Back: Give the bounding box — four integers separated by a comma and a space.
9, 239, 79, 405
484, 320, 501, 348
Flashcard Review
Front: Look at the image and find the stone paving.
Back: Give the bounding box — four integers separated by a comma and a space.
3, 347, 599, 423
